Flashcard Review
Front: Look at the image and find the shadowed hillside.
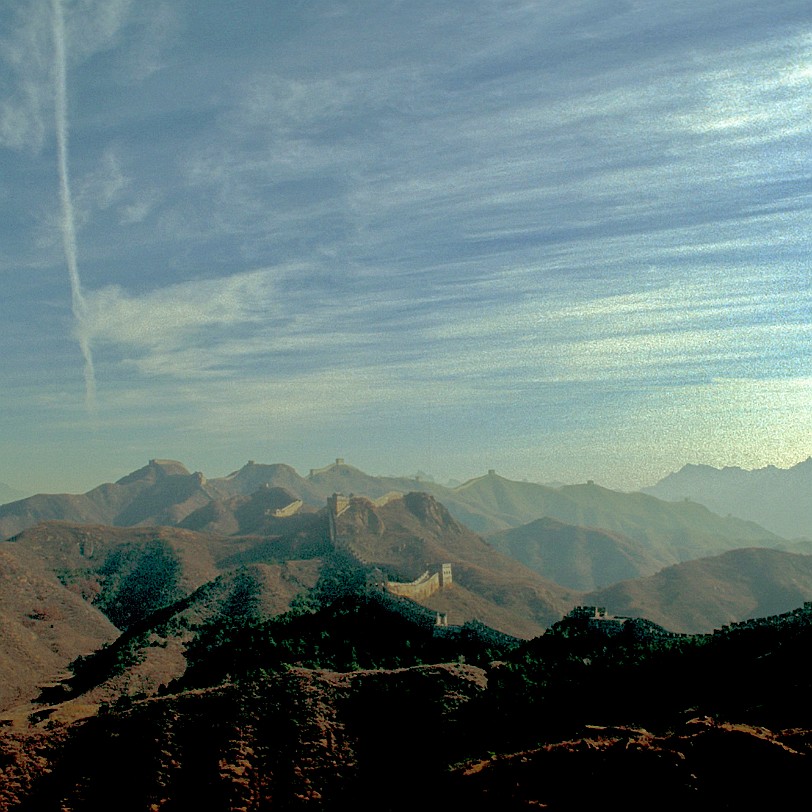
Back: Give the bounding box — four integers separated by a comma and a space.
4, 597, 812, 811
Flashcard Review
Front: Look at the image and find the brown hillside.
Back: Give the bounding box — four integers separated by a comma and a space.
487, 516, 669, 590
333, 493, 575, 635
586, 547, 812, 633
0, 547, 117, 711
40, 559, 323, 712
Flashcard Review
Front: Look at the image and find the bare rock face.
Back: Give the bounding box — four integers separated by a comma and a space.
402, 491, 461, 532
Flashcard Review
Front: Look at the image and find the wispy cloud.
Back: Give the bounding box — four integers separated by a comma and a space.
3, 0, 812, 490
85, 268, 280, 353
52, 0, 97, 411
0, 4, 52, 151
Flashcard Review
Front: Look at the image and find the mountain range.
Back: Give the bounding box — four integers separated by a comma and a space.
3, 456, 812, 808
0, 458, 785, 547
0, 458, 802, 638
0, 486, 575, 713
644, 457, 812, 539
0, 456, 809, 710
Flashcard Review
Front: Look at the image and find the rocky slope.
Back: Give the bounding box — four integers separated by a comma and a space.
0, 545, 117, 710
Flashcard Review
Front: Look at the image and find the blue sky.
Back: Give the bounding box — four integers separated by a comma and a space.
2, 0, 811, 495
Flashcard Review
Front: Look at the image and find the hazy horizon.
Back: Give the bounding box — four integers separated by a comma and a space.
4, 452, 812, 504
2, 1, 811, 495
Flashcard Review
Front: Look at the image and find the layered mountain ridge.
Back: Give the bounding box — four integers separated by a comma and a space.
2, 457, 812, 809
644, 457, 812, 539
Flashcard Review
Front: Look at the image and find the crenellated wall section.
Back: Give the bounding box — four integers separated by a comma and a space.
385, 564, 452, 601
326, 494, 453, 600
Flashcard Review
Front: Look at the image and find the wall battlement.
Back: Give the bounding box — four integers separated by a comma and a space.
327, 493, 351, 548
325, 495, 453, 608
386, 564, 453, 601
272, 500, 303, 518
373, 491, 402, 507
309, 459, 346, 477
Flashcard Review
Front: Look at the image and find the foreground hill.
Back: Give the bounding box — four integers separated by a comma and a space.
585, 547, 812, 633
3, 597, 812, 810
643, 457, 812, 539
0, 521, 241, 711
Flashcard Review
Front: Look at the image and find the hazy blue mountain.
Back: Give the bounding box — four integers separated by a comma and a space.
643, 458, 812, 539
453, 471, 783, 558
2, 460, 788, 579
207, 461, 326, 504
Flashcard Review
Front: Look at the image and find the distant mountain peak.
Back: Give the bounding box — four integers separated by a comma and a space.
115, 459, 191, 486
645, 458, 812, 539
149, 458, 191, 475
454, 470, 505, 491
308, 458, 359, 478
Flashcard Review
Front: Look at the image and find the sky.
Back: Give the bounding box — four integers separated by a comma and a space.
2, 0, 811, 496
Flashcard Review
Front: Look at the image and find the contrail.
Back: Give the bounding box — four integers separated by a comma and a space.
52, 0, 97, 411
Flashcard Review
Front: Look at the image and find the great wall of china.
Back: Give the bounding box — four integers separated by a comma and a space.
271, 499, 303, 517
326, 493, 453, 604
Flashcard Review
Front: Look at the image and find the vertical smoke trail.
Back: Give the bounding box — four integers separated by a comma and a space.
52, 0, 97, 411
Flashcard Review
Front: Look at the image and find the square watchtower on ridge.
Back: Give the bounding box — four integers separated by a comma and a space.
441, 563, 453, 588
